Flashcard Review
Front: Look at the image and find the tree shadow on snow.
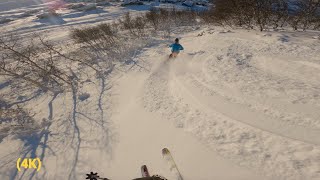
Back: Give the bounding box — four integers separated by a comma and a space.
61, 8, 108, 19
4, 9, 122, 37
123, 4, 152, 11
279, 34, 290, 43
35, 16, 67, 26
7, 93, 58, 180
1, 77, 115, 180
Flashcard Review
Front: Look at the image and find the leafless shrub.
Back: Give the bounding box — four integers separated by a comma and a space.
288, 0, 320, 31
71, 23, 116, 44
200, 9, 220, 25
145, 8, 201, 37
118, 12, 135, 33
207, 0, 319, 31
0, 105, 34, 126
270, 0, 289, 29
144, 8, 173, 36
97, 23, 117, 36
66, 3, 86, 10
0, 104, 43, 143
145, 8, 161, 31
118, 12, 148, 37
70, 22, 121, 64
0, 35, 72, 93
203, 0, 245, 27
134, 16, 148, 37
314, 17, 320, 30
0, 33, 98, 94
254, 0, 274, 31
37, 11, 60, 19
121, 1, 143, 6
171, 9, 198, 26
0, 18, 14, 24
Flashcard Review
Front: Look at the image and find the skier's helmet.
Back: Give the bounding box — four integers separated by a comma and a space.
175, 38, 179, 43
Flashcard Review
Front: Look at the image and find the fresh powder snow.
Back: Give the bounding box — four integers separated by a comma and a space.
0, 1, 320, 180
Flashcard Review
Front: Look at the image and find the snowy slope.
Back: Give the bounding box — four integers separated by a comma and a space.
141, 28, 320, 180
83, 26, 320, 180
1, 2, 320, 180
0, 0, 45, 11
108, 67, 267, 180
1, 28, 319, 179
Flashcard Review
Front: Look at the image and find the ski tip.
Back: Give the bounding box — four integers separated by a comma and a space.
162, 148, 169, 155
141, 165, 150, 177
141, 165, 148, 171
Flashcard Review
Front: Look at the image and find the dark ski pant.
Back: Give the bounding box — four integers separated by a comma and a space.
169, 52, 179, 58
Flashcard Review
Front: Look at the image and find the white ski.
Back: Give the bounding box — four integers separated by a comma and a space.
162, 148, 183, 180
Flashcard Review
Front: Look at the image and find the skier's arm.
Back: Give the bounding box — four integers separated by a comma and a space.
180, 45, 184, 50
169, 44, 173, 48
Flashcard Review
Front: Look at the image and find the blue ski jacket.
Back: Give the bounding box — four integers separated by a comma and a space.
169, 43, 184, 53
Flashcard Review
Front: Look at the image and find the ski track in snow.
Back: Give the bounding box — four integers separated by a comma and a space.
142, 28, 320, 180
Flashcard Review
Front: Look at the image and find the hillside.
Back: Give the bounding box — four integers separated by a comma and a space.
0, 1, 320, 180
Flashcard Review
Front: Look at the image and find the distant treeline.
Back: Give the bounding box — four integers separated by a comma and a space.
209, 0, 320, 31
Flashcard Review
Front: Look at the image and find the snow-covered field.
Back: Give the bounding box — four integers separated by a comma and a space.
1, 1, 320, 180
0, 1, 207, 41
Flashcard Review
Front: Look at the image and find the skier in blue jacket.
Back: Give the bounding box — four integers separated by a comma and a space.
169, 38, 184, 58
